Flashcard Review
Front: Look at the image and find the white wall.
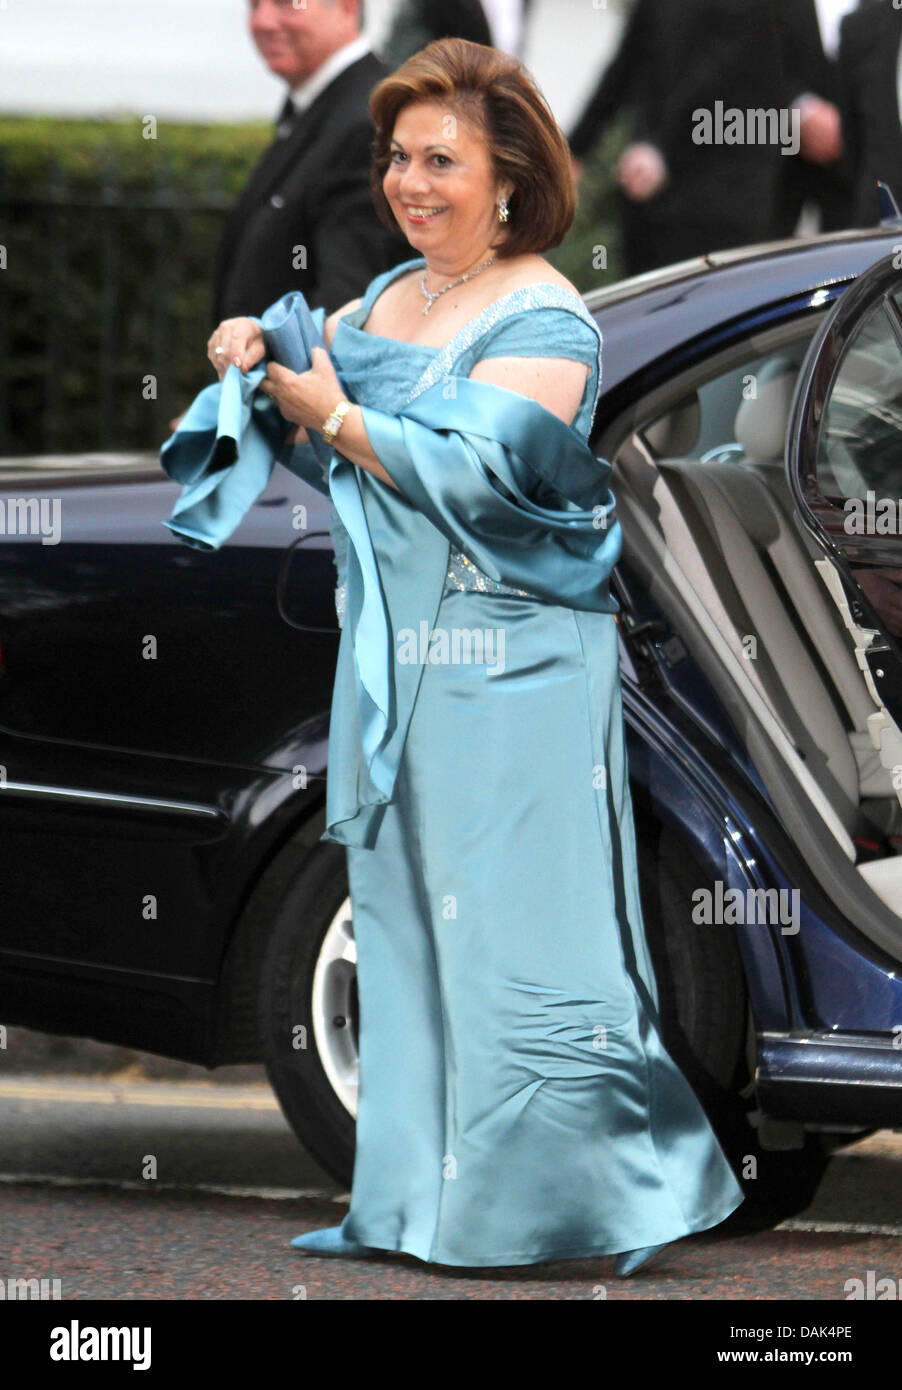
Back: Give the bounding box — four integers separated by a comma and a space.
0, 0, 620, 134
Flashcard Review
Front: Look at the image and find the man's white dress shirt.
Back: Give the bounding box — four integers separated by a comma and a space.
812, 0, 858, 61
278, 33, 371, 133
480, 0, 526, 57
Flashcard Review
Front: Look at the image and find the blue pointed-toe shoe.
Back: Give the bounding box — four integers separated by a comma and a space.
290, 1225, 384, 1258
613, 1242, 669, 1277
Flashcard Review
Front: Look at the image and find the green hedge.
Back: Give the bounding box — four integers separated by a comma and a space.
0, 116, 272, 455
0, 115, 622, 456
0, 115, 272, 188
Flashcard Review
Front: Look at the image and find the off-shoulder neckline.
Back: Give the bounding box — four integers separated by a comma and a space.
334, 257, 596, 354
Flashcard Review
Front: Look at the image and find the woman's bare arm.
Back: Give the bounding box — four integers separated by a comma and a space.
309, 355, 591, 491
263, 330, 592, 492
468, 355, 590, 428
323, 298, 363, 350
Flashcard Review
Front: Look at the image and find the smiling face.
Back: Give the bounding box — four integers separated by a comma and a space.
382, 101, 514, 276
248, 0, 358, 88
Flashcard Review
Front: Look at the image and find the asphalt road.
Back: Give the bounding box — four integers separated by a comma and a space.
1, 1029, 901, 1302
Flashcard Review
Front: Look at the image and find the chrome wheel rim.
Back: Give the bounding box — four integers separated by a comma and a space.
311, 895, 358, 1117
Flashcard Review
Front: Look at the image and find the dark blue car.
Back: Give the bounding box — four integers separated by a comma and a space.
4, 221, 902, 1229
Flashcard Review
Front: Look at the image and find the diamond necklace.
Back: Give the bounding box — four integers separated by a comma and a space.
420, 254, 497, 315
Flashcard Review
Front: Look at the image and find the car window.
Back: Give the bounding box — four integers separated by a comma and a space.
817, 301, 902, 502
640, 337, 813, 466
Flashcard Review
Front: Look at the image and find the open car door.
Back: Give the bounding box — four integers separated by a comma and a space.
788, 250, 902, 804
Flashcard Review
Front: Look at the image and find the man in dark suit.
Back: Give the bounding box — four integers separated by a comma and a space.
568, 0, 791, 275
838, 0, 902, 225
211, 0, 409, 326
379, 0, 492, 68
776, 0, 857, 235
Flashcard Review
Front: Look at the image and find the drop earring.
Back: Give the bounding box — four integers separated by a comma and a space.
498, 195, 510, 223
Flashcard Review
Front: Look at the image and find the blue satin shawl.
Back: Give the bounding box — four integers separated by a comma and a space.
160, 295, 335, 547
159, 297, 621, 849
318, 382, 621, 848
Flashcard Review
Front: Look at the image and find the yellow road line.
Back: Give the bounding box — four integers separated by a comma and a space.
0, 1079, 279, 1109
0, 1173, 348, 1202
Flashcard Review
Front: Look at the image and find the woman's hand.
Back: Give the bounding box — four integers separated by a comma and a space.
207, 317, 264, 378
258, 346, 346, 433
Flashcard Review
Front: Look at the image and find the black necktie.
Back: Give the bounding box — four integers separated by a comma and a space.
275, 94, 297, 137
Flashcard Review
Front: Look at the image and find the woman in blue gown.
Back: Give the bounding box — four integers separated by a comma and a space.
208, 37, 746, 1271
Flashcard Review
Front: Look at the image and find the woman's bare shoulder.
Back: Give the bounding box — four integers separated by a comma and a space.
495, 255, 582, 300
323, 297, 363, 349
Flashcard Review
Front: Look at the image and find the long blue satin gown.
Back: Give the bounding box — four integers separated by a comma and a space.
319, 258, 745, 1266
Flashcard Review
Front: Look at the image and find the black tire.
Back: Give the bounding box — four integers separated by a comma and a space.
637, 824, 829, 1231
258, 841, 355, 1186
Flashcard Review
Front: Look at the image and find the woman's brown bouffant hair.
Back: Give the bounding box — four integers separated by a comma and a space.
368, 38, 576, 258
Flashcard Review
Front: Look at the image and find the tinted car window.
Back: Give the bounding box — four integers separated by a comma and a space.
642, 338, 812, 465
817, 303, 902, 502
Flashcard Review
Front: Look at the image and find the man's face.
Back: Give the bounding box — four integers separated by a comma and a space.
248, 0, 353, 87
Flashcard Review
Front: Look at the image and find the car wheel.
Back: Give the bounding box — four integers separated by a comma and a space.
258, 841, 356, 1186
638, 825, 829, 1231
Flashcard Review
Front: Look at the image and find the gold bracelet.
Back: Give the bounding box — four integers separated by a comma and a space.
321, 398, 351, 446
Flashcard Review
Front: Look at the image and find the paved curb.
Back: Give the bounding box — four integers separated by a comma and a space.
0, 1027, 266, 1086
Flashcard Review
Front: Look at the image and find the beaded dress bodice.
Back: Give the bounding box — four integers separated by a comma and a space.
327, 258, 604, 623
